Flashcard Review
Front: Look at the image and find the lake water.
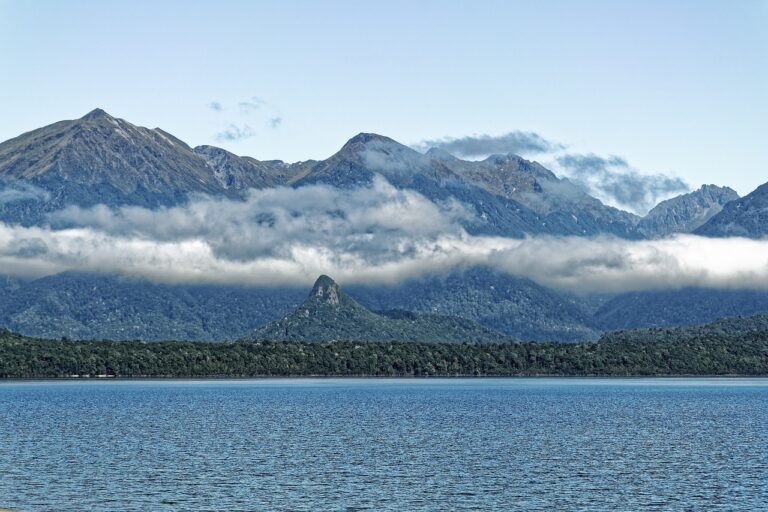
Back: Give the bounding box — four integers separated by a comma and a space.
1, 378, 767, 511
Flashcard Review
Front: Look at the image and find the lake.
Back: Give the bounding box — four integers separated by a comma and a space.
1, 378, 767, 510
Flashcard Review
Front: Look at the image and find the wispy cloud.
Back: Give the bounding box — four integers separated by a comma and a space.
239, 97, 265, 114
556, 153, 689, 215
0, 182, 51, 204
210, 96, 282, 140
415, 131, 564, 158
215, 124, 254, 142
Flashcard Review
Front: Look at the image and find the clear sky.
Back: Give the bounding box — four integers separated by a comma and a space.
1, 0, 766, 196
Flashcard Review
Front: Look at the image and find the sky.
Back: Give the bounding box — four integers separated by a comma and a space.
1, 0, 767, 198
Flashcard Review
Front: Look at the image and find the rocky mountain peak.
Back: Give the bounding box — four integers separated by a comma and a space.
309, 275, 342, 305
638, 184, 739, 238
80, 108, 113, 121
424, 147, 458, 161
343, 133, 399, 148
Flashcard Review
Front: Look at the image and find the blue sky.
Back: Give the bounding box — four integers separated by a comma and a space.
1, 0, 766, 196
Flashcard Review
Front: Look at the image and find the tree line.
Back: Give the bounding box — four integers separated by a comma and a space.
1, 329, 766, 378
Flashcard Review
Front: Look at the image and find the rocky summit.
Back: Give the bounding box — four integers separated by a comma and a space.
695, 182, 768, 238
638, 184, 739, 238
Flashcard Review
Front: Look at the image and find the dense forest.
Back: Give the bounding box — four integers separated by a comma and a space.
1, 329, 766, 378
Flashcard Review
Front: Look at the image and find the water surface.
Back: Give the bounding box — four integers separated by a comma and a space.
1, 378, 767, 510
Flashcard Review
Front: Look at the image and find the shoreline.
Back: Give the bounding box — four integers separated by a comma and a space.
2, 374, 768, 381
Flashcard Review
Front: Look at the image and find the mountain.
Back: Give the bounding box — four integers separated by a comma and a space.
0, 268, 598, 342
0, 109, 305, 224
436, 153, 642, 237
599, 313, 768, 344
695, 181, 768, 238
249, 275, 514, 343
0, 109, 221, 222
192, 145, 312, 191
0, 110, 658, 238
348, 267, 599, 341
294, 133, 642, 238
637, 185, 739, 237
0, 272, 306, 341
593, 287, 768, 331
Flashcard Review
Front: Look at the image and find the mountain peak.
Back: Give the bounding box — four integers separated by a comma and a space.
638, 183, 740, 238
80, 108, 113, 121
482, 153, 521, 165
425, 147, 458, 161
343, 133, 398, 147
309, 275, 342, 305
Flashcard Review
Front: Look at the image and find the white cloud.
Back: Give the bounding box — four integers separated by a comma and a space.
0, 179, 765, 293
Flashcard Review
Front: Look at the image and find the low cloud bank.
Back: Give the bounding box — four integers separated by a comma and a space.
0, 179, 765, 293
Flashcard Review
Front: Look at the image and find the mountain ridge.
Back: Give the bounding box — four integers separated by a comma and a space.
638, 184, 739, 238
694, 182, 768, 238
0, 108, 678, 238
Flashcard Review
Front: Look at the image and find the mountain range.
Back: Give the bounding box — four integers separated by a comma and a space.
0, 108, 742, 238
0, 109, 766, 342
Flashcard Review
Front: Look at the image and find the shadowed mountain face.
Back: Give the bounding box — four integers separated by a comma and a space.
638, 185, 739, 238
249, 275, 515, 343
0, 272, 307, 341
593, 288, 768, 331
599, 313, 768, 344
694, 182, 768, 238
348, 267, 599, 342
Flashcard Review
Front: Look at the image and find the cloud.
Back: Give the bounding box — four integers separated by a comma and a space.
556, 153, 689, 215
0, 179, 758, 294
0, 182, 51, 204
208, 101, 223, 112
415, 131, 564, 158
486, 235, 768, 293
239, 97, 265, 114
269, 117, 282, 129
215, 124, 254, 142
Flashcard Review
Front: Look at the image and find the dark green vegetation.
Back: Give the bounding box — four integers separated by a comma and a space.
594, 288, 768, 331
0, 272, 305, 341
348, 268, 599, 342
0, 268, 600, 342
1, 328, 766, 378
248, 275, 514, 344
599, 314, 768, 343
4, 271, 768, 343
